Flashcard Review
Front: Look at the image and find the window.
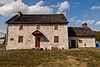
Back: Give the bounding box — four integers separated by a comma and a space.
79, 40, 83, 43
19, 25, 23, 30
54, 25, 58, 30
54, 36, 59, 43
37, 25, 40, 29
18, 36, 23, 43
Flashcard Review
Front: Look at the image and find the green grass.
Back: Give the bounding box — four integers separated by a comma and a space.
0, 44, 5, 48
0, 48, 100, 67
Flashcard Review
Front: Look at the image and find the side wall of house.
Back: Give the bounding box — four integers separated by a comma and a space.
6, 24, 68, 50
69, 37, 96, 48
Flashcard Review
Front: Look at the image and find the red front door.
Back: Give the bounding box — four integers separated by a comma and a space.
36, 38, 40, 48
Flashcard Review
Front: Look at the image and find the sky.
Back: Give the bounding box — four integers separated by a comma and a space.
0, 0, 100, 37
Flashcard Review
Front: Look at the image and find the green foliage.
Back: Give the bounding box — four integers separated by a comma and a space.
94, 31, 100, 42
0, 48, 100, 67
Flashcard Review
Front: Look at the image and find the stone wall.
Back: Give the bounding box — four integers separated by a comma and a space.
6, 24, 68, 50
69, 37, 96, 48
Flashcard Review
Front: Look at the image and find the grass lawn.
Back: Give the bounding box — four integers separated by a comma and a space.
0, 48, 100, 67
0, 44, 5, 48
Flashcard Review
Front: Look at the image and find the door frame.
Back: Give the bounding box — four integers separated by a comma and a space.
71, 40, 76, 48
35, 37, 40, 48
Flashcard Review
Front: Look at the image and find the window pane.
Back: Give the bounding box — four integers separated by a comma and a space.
18, 36, 23, 43
54, 36, 59, 43
55, 25, 58, 30
37, 25, 40, 29
19, 25, 23, 30
79, 40, 82, 43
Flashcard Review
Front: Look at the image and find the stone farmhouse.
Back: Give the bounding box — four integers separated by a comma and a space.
5, 11, 96, 50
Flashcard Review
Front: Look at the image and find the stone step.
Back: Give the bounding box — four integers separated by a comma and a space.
32, 48, 43, 50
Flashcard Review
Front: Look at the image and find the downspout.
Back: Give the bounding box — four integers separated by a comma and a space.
5, 24, 9, 50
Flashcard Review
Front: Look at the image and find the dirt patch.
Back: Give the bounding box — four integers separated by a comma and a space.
67, 56, 87, 67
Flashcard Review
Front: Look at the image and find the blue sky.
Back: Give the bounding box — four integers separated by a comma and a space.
0, 0, 100, 37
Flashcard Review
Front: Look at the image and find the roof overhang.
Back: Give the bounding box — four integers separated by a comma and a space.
32, 30, 43, 36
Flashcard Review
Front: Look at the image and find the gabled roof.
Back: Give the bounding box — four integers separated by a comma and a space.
0, 37, 5, 39
32, 30, 43, 35
6, 14, 68, 24
68, 27, 96, 37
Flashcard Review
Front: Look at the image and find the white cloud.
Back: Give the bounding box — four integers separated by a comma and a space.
0, 29, 5, 37
91, 6, 100, 10
76, 20, 95, 24
35, 1, 44, 6
57, 1, 70, 13
0, 0, 15, 4
76, 20, 81, 24
0, 0, 53, 16
0, 30, 6, 34
0, 0, 28, 16
96, 21, 100, 25
69, 16, 76, 22
0, 0, 70, 16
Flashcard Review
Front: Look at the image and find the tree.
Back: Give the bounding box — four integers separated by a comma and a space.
94, 31, 100, 42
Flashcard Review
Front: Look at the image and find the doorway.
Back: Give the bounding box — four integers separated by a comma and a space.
35, 38, 40, 48
71, 40, 76, 48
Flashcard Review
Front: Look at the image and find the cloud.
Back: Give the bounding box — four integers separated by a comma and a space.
69, 16, 76, 22
0, 0, 70, 16
91, 6, 100, 10
76, 20, 81, 24
76, 20, 95, 24
35, 0, 44, 6
0, 0, 28, 16
96, 21, 100, 25
0, 0, 53, 16
0, 30, 6, 34
0, 0, 15, 4
57, 1, 70, 13
27, 1, 53, 14
0, 29, 6, 37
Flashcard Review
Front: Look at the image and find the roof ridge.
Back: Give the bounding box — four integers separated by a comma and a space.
22, 14, 63, 15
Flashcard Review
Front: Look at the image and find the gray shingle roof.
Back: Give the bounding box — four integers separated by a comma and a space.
68, 27, 96, 37
6, 14, 68, 24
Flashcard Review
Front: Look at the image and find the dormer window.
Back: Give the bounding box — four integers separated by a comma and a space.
19, 25, 23, 30
54, 25, 58, 30
37, 25, 40, 30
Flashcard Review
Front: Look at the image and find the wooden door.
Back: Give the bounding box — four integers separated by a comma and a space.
71, 40, 76, 48
36, 38, 40, 48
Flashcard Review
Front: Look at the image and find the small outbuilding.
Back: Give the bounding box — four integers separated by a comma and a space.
0, 37, 5, 45
68, 23, 96, 48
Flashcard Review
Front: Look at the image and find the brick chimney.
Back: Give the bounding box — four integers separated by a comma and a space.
17, 11, 23, 16
62, 11, 66, 17
82, 23, 88, 28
